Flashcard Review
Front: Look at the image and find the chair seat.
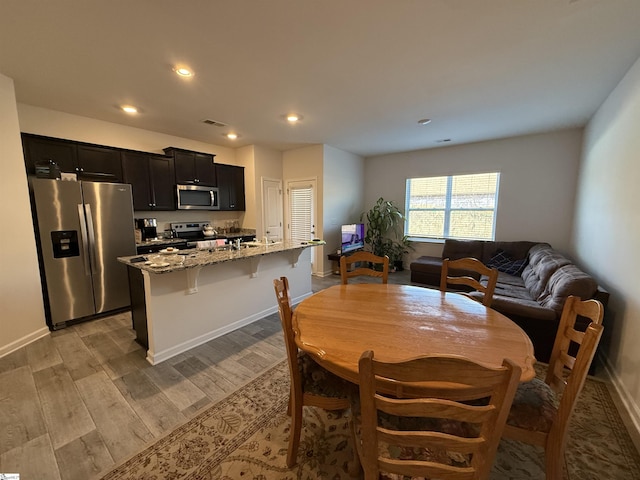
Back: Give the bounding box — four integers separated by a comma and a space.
298, 352, 354, 398
506, 378, 559, 433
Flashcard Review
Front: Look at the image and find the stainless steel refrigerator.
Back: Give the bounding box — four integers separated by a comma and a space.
30, 178, 137, 329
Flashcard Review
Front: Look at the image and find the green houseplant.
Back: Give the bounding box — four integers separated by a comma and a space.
360, 197, 413, 270
387, 235, 413, 271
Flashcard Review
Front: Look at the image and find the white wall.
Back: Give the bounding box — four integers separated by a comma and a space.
322, 145, 365, 275
253, 145, 284, 238
573, 56, 640, 426
0, 75, 49, 356
364, 129, 583, 263
283, 145, 324, 274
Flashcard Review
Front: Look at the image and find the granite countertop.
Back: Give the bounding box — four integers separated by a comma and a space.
136, 237, 188, 248
119, 240, 317, 274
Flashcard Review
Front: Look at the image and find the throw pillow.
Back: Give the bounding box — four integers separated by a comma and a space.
487, 250, 511, 269
486, 249, 528, 276
498, 258, 527, 276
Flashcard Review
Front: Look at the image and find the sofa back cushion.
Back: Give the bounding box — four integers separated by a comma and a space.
522, 244, 571, 299
537, 265, 598, 315
442, 239, 484, 261
481, 241, 540, 264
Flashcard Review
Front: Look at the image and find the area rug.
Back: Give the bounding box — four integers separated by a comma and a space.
97, 360, 640, 480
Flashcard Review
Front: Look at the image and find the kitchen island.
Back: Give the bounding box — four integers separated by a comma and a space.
119, 241, 316, 364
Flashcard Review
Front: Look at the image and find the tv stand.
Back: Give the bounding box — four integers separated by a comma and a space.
327, 250, 363, 275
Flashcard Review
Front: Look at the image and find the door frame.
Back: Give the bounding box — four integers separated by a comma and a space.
285, 177, 319, 274
261, 177, 283, 241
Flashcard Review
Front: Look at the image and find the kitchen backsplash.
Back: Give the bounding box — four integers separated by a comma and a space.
134, 210, 246, 237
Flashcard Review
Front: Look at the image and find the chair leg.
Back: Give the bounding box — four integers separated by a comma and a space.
347, 414, 362, 478
287, 398, 303, 467
545, 447, 564, 480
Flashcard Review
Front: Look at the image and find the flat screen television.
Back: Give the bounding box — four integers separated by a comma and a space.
341, 223, 365, 254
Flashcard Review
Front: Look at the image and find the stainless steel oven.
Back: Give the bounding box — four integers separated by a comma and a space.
176, 184, 220, 210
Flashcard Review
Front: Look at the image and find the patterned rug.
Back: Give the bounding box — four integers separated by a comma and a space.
97, 360, 640, 480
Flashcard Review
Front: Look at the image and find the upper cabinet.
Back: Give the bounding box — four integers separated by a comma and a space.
122, 152, 175, 211
216, 164, 245, 211
163, 147, 216, 186
22, 134, 77, 174
22, 134, 123, 182
76, 145, 123, 182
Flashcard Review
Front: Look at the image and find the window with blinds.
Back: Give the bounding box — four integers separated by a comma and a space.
405, 172, 500, 241
289, 185, 314, 242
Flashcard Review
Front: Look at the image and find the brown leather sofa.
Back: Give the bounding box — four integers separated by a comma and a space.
410, 239, 608, 363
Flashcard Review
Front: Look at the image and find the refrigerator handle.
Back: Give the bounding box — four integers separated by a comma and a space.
84, 204, 98, 274
78, 204, 92, 276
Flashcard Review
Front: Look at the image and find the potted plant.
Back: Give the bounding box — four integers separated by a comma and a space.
361, 197, 412, 270
388, 235, 414, 271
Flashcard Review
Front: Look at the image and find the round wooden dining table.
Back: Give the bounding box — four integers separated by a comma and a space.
292, 284, 536, 388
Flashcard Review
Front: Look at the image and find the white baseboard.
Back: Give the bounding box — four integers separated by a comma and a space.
146, 291, 313, 365
0, 327, 50, 358
600, 353, 640, 437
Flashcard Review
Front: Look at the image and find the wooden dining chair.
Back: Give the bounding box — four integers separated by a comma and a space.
351, 350, 521, 480
440, 257, 499, 307
503, 295, 604, 480
273, 277, 353, 467
340, 251, 389, 284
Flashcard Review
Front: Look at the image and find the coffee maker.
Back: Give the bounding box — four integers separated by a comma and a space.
135, 218, 158, 241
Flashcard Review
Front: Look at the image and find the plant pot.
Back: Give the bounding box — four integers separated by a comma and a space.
393, 260, 404, 271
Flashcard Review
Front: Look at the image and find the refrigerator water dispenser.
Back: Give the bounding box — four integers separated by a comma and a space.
51, 230, 80, 258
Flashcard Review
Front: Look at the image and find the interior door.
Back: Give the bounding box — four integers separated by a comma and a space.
286, 179, 318, 272
262, 178, 283, 241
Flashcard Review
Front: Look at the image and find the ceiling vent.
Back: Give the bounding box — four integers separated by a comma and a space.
201, 119, 228, 127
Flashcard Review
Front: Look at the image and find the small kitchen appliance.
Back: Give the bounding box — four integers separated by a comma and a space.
136, 218, 158, 241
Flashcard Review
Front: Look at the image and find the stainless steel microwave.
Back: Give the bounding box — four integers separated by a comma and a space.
176, 184, 220, 210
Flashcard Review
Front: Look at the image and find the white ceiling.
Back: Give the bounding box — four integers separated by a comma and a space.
1, 0, 639, 157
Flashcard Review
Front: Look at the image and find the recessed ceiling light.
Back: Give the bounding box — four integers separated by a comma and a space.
121, 105, 138, 114
286, 113, 303, 123
418, 118, 432, 125
226, 133, 238, 140
174, 66, 193, 77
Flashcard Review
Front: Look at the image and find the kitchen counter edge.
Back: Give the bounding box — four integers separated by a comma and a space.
118, 241, 316, 274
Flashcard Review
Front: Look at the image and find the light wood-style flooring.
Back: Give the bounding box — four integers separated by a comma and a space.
0, 271, 409, 479
2, 269, 638, 479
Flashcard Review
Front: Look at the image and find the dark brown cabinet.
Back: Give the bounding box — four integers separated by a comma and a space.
76, 145, 122, 182
216, 164, 245, 211
22, 134, 123, 182
22, 134, 77, 175
163, 147, 216, 186
122, 152, 175, 210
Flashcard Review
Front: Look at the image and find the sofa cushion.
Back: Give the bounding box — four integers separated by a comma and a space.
491, 282, 532, 300
493, 272, 526, 287
522, 244, 571, 299
537, 265, 598, 315
409, 255, 441, 274
482, 241, 541, 264
486, 294, 558, 321
442, 239, 484, 261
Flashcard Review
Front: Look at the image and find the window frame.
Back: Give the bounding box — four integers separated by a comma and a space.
404, 172, 500, 242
